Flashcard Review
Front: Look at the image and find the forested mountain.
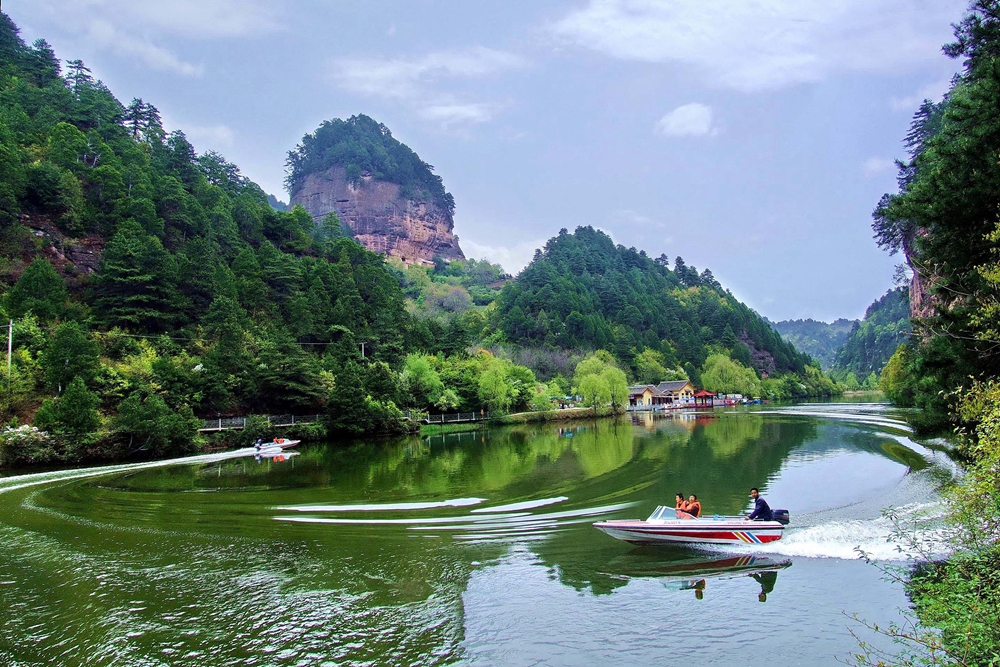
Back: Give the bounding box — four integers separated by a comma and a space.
285, 114, 454, 213
493, 227, 833, 395
769, 318, 856, 369
833, 287, 910, 377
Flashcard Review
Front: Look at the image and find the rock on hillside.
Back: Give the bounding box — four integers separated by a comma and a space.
290, 165, 464, 267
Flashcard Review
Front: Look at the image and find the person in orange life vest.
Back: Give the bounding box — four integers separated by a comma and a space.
685, 494, 702, 518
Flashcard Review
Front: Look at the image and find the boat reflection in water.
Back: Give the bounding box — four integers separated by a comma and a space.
602, 551, 791, 602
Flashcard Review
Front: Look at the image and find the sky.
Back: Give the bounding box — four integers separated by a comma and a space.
6, 0, 969, 322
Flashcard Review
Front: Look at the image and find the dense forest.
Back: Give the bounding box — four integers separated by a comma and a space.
867, 2, 1000, 663
284, 114, 454, 214
769, 317, 856, 369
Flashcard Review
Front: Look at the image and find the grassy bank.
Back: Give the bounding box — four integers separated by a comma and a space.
494, 406, 622, 424
419, 422, 488, 436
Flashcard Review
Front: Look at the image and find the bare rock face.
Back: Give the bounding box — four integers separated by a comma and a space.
290, 166, 464, 266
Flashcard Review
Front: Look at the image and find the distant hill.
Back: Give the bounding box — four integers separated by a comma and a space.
834, 287, 911, 376
266, 194, 287, 211
770, 318, 857, 369
494, 226, 810, 381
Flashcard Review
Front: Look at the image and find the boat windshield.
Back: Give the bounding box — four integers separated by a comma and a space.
647, 506, 668, 521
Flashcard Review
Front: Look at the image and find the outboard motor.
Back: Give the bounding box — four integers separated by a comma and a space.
772, 509, 790, 525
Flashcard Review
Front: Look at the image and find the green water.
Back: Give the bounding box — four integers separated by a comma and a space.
0, 406, 949, 665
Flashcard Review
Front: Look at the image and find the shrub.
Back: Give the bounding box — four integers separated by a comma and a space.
0, 425, 58, 465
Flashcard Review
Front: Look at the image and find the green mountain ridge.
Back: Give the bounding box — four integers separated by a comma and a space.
492, 227, 836, 397
769, 317, 857, 370
833, 286, 911, 377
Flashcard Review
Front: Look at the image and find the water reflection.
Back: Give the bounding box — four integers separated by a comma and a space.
0, 408, 945, 666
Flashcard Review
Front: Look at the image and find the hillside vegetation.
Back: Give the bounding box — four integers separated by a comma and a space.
770, 318, 856, 369
494, 227, 839, 398
833, 287, 910, 378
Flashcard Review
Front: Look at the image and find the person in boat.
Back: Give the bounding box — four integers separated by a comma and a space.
685, 494, 702, 518
675, 493, 686, 510
255, 439, 262, 452
747, 488, 773, 521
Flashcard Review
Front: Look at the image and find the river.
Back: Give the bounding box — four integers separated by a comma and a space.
0, 404, 954, 666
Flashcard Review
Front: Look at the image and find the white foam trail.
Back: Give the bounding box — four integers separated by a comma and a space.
471, 497, 568, 513
0, 448, 264, 495
275, 498, 486, 512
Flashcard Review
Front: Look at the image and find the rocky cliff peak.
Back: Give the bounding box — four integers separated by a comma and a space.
290, 165, 464, 266
285, 115, 465, 266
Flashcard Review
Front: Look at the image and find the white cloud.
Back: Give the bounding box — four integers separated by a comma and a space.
331, 47, 526, 129
87, 20, 203, 77
121, 0, 279, 37
461, 237, 547, 275
551, 0, 965, 92
420, 103, 495, 126
655, 103, 715, 138
863, 156, 896, 176
36, 0, 279, 38
891, 77, 953, 111
28, 0, 278, 77
331, 47, 527, 99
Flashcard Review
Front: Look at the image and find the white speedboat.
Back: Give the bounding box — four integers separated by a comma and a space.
268, 438, 300, 448
593, 505, 787, 546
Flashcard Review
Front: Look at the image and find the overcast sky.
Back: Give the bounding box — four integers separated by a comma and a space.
7, 0, 968, 321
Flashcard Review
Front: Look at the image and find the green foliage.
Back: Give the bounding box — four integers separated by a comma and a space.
286, 114, 455, 214
871, 6, 1000, 427
478, 360, 514, 414
495, 227, 809, 379
324, 360, 408, 435
573, 351, 627, 411
3, 258, 68, 321
42, 321, 98, 391
113, 391, 199, 456
402, 353, 444, 408
634, 347, 669, 384
602, 367, 629, 410
700, 353, 761, 396
890, 380, 1000, 667
833, 287, 911, 376
33, 376, 99, 435
770, 317, 856, 369
93, 219, 180, 330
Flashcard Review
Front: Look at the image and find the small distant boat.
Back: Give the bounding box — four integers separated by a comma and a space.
257, 438, 300, 450
594, 505, 788, 546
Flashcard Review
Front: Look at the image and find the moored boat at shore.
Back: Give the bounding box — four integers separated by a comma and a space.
594, 505, 787, 546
